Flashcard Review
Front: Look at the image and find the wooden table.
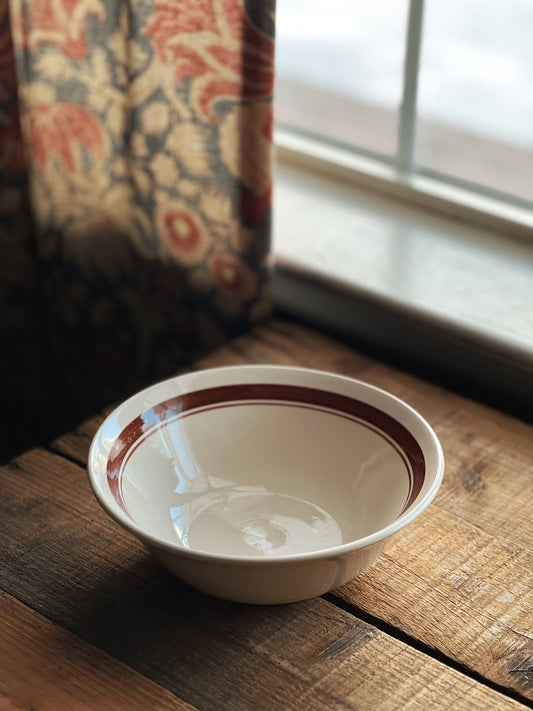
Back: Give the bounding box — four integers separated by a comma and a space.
1, 319, 532, 710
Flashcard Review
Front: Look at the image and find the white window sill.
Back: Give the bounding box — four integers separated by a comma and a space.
272, 156, 533, 414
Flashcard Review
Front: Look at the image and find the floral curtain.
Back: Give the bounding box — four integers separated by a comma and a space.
0, 0, 275, 459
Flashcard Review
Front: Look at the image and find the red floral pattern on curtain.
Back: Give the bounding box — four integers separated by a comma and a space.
23, 0, 106, 58
145, 0, 274, 122
1, 0, 275, 458
30, 102, 109, 171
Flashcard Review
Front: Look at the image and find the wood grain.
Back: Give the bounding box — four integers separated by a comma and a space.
334, 361, 533, 701
0, 450, 525, 711
0, 591, 194, 711
46, 319, 532, 702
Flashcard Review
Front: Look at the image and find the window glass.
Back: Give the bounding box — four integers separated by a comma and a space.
417, 0, 533, 203
275, 0, 409, 158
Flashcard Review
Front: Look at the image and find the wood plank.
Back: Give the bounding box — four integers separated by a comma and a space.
332, 361, 533, 700
335, 508, 533, 693
0, 591, 194, 710
48, 319, 533, 700
0, 450, 525, 711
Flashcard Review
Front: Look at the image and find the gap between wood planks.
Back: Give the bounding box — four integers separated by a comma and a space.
41, 442, 533, 710
44, 442, 89, 470
323, 593, 533, 710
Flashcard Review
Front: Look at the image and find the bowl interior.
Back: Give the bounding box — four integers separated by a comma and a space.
103, 381, 430, 558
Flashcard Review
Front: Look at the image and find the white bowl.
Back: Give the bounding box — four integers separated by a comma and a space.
88, 365, 444, 604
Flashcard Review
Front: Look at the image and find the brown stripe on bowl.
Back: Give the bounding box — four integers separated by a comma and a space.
106, 384, 425, 516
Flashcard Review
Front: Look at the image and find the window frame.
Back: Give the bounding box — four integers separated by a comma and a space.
274, 0, 533, 232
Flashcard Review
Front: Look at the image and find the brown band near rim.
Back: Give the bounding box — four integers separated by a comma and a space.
107, 383, 426, 513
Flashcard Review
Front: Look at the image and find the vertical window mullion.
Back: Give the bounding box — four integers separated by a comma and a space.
397, 0, 425, 176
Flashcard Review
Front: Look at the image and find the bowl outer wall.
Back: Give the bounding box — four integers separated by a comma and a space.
146, 538, 388, 604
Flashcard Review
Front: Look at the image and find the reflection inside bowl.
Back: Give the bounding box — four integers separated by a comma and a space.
171, 489, 344, 556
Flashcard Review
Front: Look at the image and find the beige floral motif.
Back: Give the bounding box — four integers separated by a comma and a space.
177, 178, 202, 200
150, 153, 180, 188
108, 6, 130, 65
131, 132, 149, 158
128, 55, 192, 121
112, 155, 127, 179
155, 197, 211, 266
22, 82, 56, 105
133, 167, 152, 196
219, 102, 271, 196
142, 102, 170, 134
89, 47, 111, 85
34, 51, 72, 81
199, 189, 232, 224
106, 102, 125, 137
165, 122, 211, 177
130, 40, 149, 74
108, 29, 127, 67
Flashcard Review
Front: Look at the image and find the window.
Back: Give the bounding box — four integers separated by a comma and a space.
275, 0, 408, 159
275, 0, 533, 216
272, 0, 533, 412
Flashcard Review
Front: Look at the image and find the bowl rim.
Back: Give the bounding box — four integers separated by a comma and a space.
87, 364, 445, 565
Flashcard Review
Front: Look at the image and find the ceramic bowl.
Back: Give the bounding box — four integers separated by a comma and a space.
88, 365, 444, 604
